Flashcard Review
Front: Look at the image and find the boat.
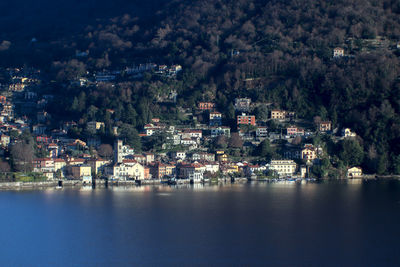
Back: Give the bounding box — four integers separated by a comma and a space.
167, 178, 177, 185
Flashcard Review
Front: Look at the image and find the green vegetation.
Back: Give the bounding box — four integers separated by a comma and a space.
0, 0, 399, 174
14, 172, 47, 182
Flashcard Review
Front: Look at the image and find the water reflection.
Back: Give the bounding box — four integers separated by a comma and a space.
1, 179, 400, 266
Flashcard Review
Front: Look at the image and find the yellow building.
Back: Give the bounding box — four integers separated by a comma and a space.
68, 158, 85, 166
71, 165, 92, 179
217, 154, 228, 162
113, 162, 145, 180
88, 159, 111, 175
271, 110, 286, 120
73, 139, 87, 147
224, 165, 238, 174
165, 165, 176, 176
342, 128, 356, 138
130, 162, 145, 180
347, 167, 362, 178
318, 121, 332, 132
301, 147, 317, 162
54, 159, 66, 177
87, 121, 105, 132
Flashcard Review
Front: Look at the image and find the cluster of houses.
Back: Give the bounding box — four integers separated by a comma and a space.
0, 65, 364, 182
31, 139, 317, 182
69, 63, 182, 86
86, 64, 183, 84
30, 130, 364, 182
29, 139, 265, 182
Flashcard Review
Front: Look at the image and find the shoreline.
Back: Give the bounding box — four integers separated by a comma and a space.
0, 175, 399, 190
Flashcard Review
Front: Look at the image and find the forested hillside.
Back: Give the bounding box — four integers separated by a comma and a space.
1, 0, 400, 174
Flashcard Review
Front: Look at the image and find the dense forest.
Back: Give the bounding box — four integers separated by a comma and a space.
1, 0, 400, 174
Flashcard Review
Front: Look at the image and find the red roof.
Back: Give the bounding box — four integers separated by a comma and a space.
123, 159, 138, 163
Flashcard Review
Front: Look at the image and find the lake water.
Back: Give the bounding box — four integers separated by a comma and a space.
1, 180, 400, 266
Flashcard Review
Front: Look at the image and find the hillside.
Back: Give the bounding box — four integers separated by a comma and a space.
1, 0, 400, 175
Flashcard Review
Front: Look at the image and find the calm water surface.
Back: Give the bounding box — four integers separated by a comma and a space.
1, 180, 400, 266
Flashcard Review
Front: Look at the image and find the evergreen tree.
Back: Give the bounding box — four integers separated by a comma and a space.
339, 139, 364, 167
119, 124, 142, 152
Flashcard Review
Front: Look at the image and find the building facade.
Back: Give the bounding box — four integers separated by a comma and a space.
269, 160, 297, 177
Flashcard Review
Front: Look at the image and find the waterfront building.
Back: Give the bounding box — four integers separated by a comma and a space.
149, 162, 176, 179
70, 165, 92, 180
178, 163, 205, 179
268, 160, 297, 177
347, 167, 362, 178
110, 162, 145, 180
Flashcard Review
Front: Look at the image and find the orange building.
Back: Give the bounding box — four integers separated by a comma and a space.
198, 102, 215, 110
237, 114, 256, 126
149, 162, 176, 179
144, 167, 150, 179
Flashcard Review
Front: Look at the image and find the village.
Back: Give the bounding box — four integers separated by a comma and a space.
0, 60, 366, 186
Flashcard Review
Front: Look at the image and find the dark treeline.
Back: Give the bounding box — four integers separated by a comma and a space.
1, 0, 400, 174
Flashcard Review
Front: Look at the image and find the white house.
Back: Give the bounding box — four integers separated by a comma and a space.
268, 160, 297, 177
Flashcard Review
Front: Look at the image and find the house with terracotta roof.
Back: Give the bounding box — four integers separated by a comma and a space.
149, 162, 176, 179
286, 126, 304, 136
67, 158, 86, 166
318, 121, 332, 132
333, 47, 344, 58
198, 102, 215, 110
108, 162, 145, 180
178, 162, 206, 179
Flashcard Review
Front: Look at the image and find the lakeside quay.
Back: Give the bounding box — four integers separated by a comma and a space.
0, 175, 400, 190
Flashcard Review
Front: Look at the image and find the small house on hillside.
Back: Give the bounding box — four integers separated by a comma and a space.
347, 167, 362, 178
333, 47, 344, 58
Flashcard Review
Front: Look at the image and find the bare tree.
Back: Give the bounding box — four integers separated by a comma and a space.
98, 144, 113, 159
0, 160, 11, 172
11, 142, 34, 172
229, 132, 243, 148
